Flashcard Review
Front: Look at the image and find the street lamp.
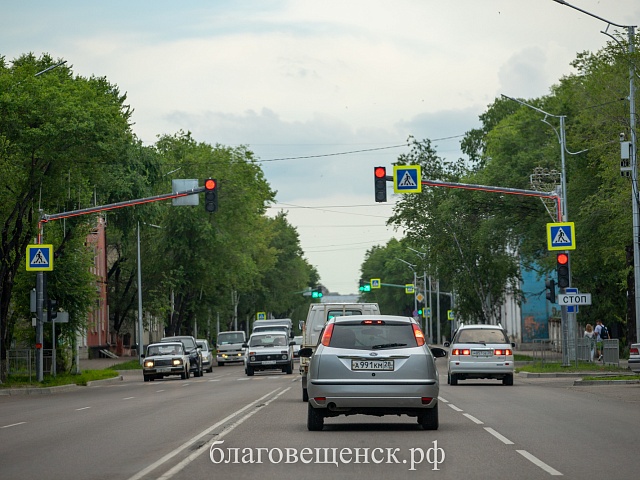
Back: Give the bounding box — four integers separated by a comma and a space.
137, 221, 163, 363
396, 258, 418, 321
553, 0, 640, 345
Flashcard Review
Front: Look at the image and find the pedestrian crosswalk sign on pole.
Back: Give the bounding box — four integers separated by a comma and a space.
546, 222, 576, 251
26, 245, 54, 271
393, 165, 422, 194
256, 312, 266, 320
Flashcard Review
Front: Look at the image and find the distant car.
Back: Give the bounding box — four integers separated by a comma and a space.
197, 339, 213, 373
142, 342, 190, 381
444, 323, 515, 386
292, 335, 303, 358
216, 331, 246, 365
300, 314, 447, 431
629, 343, 640, 373
244, 332, 294, 376
161, 335, 203, 377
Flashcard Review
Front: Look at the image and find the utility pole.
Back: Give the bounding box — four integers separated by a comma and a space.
553, 0, 639, 343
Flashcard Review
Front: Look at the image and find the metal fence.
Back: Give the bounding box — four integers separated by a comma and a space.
575, 337, 595, 362
7, 349, 56, 381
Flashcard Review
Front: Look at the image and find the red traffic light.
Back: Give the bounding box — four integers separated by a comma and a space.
374, 167, 386, 178
205, 178, 217, 190
557, 253, 569, 265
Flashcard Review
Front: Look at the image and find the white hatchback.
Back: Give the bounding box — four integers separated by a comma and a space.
444, 324, 515, 386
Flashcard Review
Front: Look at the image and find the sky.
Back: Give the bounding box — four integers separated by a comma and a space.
2, 1, 639, 294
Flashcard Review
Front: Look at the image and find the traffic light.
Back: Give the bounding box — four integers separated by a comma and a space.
311, 286, 323, 298
417, 302, 425, 317
556, 252, 570, 289
204, 178, 218, 213
359, 279, 371, 292
47, 298, 58, 321
545, 278, 556, 304
374, 167, 387, 203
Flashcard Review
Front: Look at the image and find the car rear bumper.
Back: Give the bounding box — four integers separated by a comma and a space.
628, 358, 640, 372
308, 381, 439, 409
247, 359, 290, 370
217, 353, 245, 362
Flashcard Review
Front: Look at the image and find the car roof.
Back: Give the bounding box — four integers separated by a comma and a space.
250, 331, 287, 337
330, 314, 416, 324
148, 342, 182, 347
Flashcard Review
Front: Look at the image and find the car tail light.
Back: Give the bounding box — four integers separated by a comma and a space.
494, 349, 513, 356
321, 323, 334, 346
362, 320, 385, 325
452, 349, 471, 356
630, 347, 639, 355
412, 323, 425, 346
421, 397, 433, 404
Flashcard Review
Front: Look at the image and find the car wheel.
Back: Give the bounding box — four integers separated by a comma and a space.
181, 368, 187, 380
446, 372, 451, 385
307, 404, 324, 431
246, 366, 254, 376
186, 367, 190, 379
302, 387, 309, 402
149, 376, 155, 381
450, 373, 458, 385
218, 362, 224, 367
285, 362, 293, 374
503, 374, 514, 386
418, 403, 439, 430
143, 375, 150, 382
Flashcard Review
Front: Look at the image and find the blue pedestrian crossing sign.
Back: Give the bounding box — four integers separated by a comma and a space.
26, 244, 54, 271
547, 222, 576, 251
393, 165, 422, 194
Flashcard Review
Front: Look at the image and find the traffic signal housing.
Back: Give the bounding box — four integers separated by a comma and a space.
311, 286, 323, 298
374, 167, 387, 202
359, 279, 371, 292
47, 298, 58, 321
545, 278, 556, 304
204, 178, 218, 213
556, 253, 570, 289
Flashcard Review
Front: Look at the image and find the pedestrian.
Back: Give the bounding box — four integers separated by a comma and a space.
594, 319, 610, 361
583, 324, 595, 362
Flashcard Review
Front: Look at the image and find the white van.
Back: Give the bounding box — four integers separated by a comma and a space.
299, 303, 380, 401
252, 318, 293, 338
216, 331, 246, 366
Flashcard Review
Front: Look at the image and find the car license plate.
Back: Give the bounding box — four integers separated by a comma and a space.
156, 367, 171, 372
351, 360, 394, 371
262, 360, 276, 365
472, 350, 492, 357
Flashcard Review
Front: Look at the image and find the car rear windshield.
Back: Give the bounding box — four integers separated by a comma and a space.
455, 328, 509, 344
328, 323, 418, 350
327, 309, 363, 320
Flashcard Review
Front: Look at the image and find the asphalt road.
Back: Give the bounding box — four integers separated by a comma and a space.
1, 363, 639, 480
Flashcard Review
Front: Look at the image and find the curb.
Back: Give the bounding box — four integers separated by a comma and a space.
574, 379, 640, 386
0, 375, 123, 396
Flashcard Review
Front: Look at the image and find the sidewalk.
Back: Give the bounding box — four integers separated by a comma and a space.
79, 355, 137, 371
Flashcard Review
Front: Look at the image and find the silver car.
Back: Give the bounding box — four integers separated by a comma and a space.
444, 323, 515, 386
629, 343, 640, 373
197, 339, 213, 373
300, 315, 447, 431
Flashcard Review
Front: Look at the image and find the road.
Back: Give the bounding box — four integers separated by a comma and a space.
1, 363, 639, 480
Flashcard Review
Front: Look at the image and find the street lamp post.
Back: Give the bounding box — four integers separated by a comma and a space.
396, 258, 418, 320
501, 94, 577, 365
554, 0, 639, 344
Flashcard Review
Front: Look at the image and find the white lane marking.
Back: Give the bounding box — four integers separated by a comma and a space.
463, 413, 484, 424
126, 387, 283, 480
517, 449, 563, 476
76, 407, 91, 411
484, 427, 514, 445
438, 396, 449, 403
448, 404, 463, 412
157, 387, 292, 480
156, 390, 165, 393
208, 379, 220, 382
1, 422, 26, 429
123, 397, 135, 400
